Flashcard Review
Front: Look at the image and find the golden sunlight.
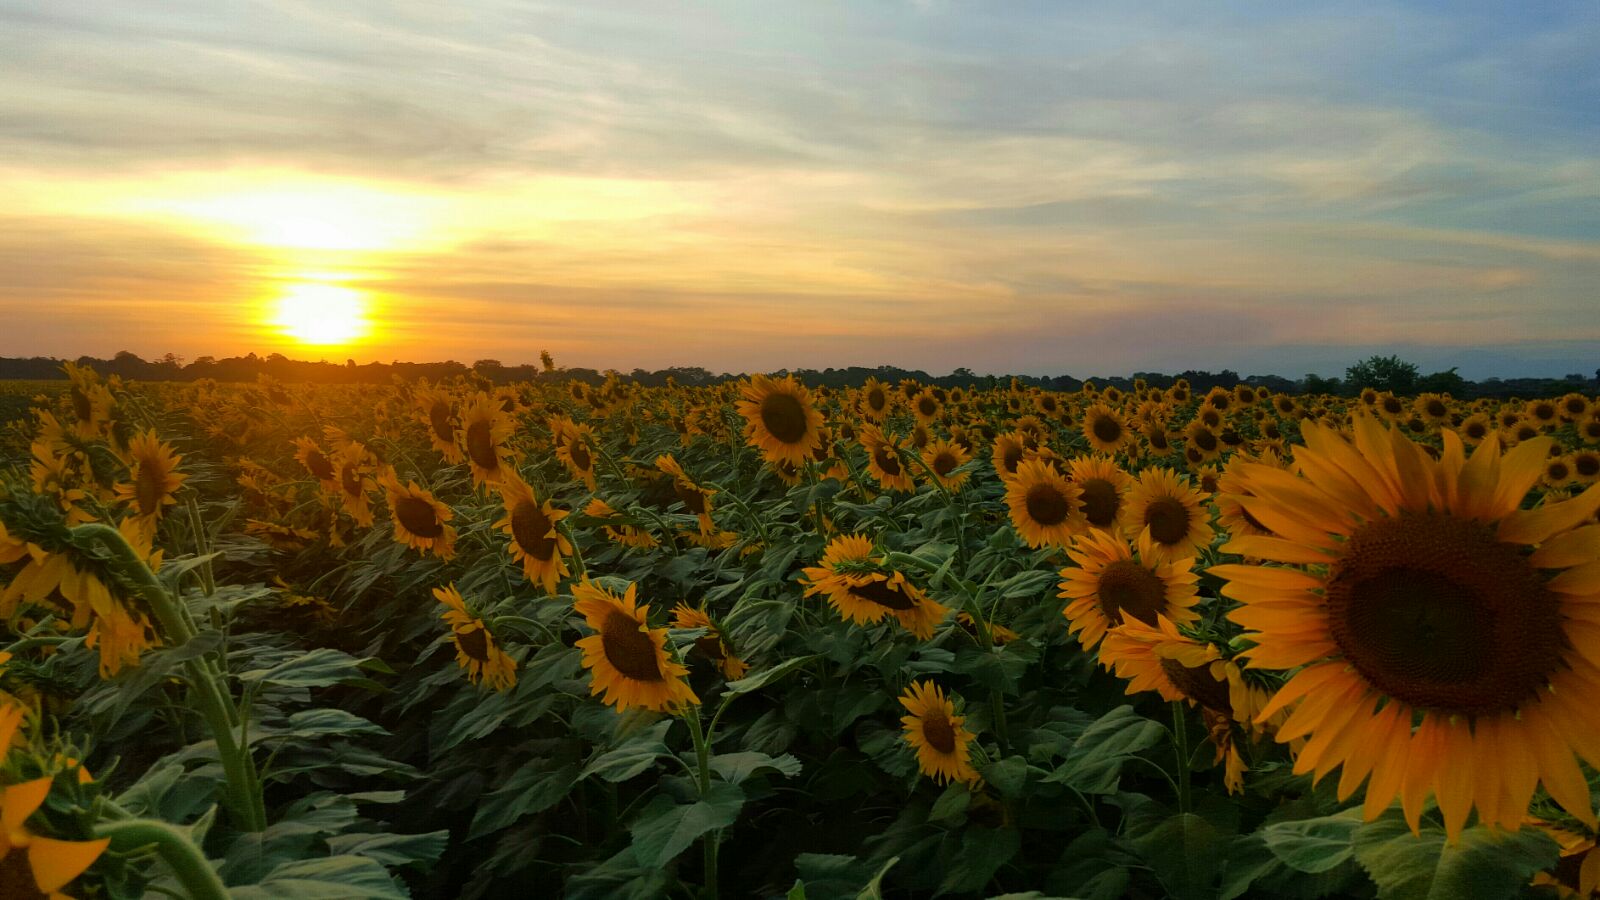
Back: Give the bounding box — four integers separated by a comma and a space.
273, 282, 370, 346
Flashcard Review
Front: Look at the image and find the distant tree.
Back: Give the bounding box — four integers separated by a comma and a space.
1344, 355, 1419, 394
1416, 367, 1466, 395
1302, 373, 1342, 395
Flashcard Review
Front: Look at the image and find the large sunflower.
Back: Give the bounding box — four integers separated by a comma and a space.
415, 386, 463, 464
434, 584, 517, 691
1210, 415, 1600, 840
799, 534, 949, 639
736, 374, 825, 467
378, 468, 457, 559
113, 430, 187, 523
670, 603, 750, 680
1004, 459, 1085, 548
899, 680, 980, 786
859, 425, 915, 493
1125, 467, 1214, 562
494, 474, 571, 595
459, 392, 514, 487
1067, 455, 1132, 534
1058, 529, 1199, 653
573, 579, 699, 713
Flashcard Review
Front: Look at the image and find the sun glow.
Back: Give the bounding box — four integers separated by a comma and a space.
273, 283, 370, 346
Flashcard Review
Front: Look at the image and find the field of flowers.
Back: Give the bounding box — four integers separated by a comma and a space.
2, 362, 1599, 899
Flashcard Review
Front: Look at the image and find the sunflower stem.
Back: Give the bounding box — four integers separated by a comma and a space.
95, 818, 230, 900
559, 520, 587, 579
1170, 701, 1192, 815
71, 523, 267, 832
683, 706, 720, 900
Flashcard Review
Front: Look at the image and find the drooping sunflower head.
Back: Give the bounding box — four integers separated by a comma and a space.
434, 584, 517, 691
899, 680, 980, 786
1004, 458, 1086, 548
415, 386, 463, 464
1212, 416, 1600, 840
860, 425, 915, 492
114, 429, 187, 521
573, 579, 699, 713
736, 374, 825, 467
1125, 467, 1214, 562
799, 534, 949, 638
378, 467, 456, 559
555, 422, 598, 489
1059, 528, 1200, 654
1100, 614, 1232, 713
292, 436, 337, 488
670, 603, 749, 680
494, 473, 571, 595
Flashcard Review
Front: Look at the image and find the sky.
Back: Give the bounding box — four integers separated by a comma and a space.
2, 1, 1597, 379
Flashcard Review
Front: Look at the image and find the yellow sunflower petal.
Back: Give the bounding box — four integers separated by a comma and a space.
28, 836, 110, 893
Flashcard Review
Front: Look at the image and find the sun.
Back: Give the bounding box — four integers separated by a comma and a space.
273, 283, 369, 346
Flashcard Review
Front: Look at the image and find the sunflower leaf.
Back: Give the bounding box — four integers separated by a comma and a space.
1260, 808, 1363, 874
579, 719, 675, 782
724, 654, 818, 694
1047, 706, 1166, 794
709, 750, 802, 784
1351, 816, 1559, 900
629, 780, 745, 867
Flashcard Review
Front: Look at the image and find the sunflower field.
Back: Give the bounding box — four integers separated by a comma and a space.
3, 362, 1600, 899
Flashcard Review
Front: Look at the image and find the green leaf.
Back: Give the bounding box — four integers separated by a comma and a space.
324, 831, 449, 868
982, 755, 1029, 799
1131, 813, 1227, 900
238, 648, 378, 689
708, 751, 802, 784
938, 827, 1018, 894
470, 761, 581, 839
724, 654, 817, 694
580, 720, 674, 782
929, 782, 972, 822
229, 855, 406, 899
1050, 706, 1166, 794
858, 855, 899, 899
278, 708, 388, 738
628, 780, 745, 867
1352, 817, 1559, 900
794, 853, 878, 900
1261, 809, 1363, 874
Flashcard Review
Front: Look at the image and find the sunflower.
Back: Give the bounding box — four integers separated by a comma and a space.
585, 498, 658, 549
1058, 529, 1199, 653
459, 392, 514, 487
670, 603, 750, 680
990, 431, 1031, 479
910, 388, 943, 424
1574, 449, 1600, 485
0, 773, 111, 898
556, 422, 599, 490
434, 584, 517, 691
494, 473, 571, 595
573, 579, 699, 713
736, 374, 825, 467
1210, 415, 1600, 840
292, 436, 338, 490
378, 468, 456, 559
1415, 393, 1452, 425
113, 430, 187, 523
1183, 420, 1224, 463
860, 377, 892, 422
331, 443, 375, 527
63, 361, 112, 439
920, 439, 973, 491
415, 386, 463, 464
1004, 459, 1085, 548
799, 534, 950, 639
1557, 394, 1594, 422
899, 681, 980, 786
656, 454, 716, 534
30, 443, 89, 525
1457, 413, 1493, 446
860, 425, 915, 492
1125, 467, 1214, 562
3, 531, 159, 678
1546, 456, 1577, 489
1526, 819, 1600, 898
1067, 455, 1131, 534
1215, 455, 1278, 540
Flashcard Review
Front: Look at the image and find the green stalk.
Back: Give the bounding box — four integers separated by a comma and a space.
1171, 702, 1192, 815
73, 524, 266, 832
683, 706, 719, 900
96, 819, 229, 900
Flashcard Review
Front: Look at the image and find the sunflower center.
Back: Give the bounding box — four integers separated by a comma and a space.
852, 577, 919, 610
428, 401, 454, 443
456, 625, 492, 662
341, 463, 362, 496
933, 452, 958, 476
1576, 454, 1600, 478
466, 419, 499, 470
1079, 478, 1120, 528
1159, 657, 1233, 714
868, 388, 886, 412
1025, 483, 1072, 526
571, 441, 592, 471
922, 712, 958, 754
1325, 513, 1563, 717
1144, 497, 1190, 545
510, 499, 557, 560
1426, 400, 1447, 418
1193, 429, 1218, 452
1097, 560, 1167, 627
305, 448, 334, 481
918, 397, 937, 417
874, 445, 903, 477
71, 385, 94, 422
1382, 397, 1404, 415
1001, 444, 1023, 474
601, 611, 664, 681
1092, 416, 1122, 444
1549, 462, 1571, 481
125, 467, 161, 519
675, 483, 707, 515
760, 392, 810, 444
395, 496, 444, 538
1465, 421, 1488, 440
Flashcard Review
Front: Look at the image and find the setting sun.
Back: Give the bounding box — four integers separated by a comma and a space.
273, 283, 369, 346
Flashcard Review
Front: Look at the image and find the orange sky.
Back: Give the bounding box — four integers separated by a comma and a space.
4, 3, 1599, 378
